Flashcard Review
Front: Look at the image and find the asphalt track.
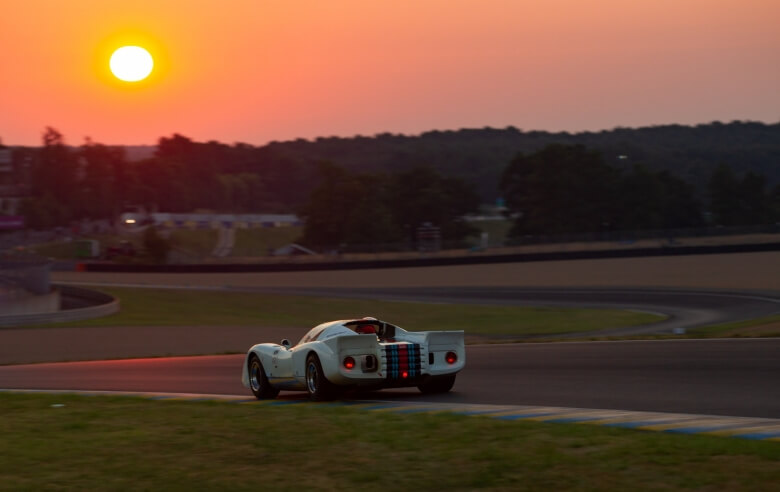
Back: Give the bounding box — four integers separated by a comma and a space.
3, 276, 780, 419
2, 338, 779, 419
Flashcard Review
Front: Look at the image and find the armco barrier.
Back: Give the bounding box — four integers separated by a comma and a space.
0, 286, 118, 327
78, 241, 780, 273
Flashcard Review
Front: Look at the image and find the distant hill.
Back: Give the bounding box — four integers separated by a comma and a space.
251, 121, 780, 200
116, 121, 779, 202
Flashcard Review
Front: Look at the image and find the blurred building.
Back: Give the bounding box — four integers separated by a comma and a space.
119, 211, 302, 230
0, 147, 30, 223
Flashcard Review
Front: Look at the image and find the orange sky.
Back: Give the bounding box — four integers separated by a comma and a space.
1, 0, 778, 146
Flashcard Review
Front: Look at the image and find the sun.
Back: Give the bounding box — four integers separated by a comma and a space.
109, 46, 154, 82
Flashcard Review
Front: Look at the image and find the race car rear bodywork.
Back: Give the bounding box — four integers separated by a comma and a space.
242, 318, 465, 400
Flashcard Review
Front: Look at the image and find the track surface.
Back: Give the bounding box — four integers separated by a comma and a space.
2, 339, 779, 419
7, 253, 780, 419
3, 287, 779, 365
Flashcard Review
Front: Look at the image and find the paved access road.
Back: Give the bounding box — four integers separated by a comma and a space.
2, 338, 778, 419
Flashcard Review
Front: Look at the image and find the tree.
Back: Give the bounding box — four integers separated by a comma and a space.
78, 140, 130, 219
150, 134, 201, 211
17, 194, 61, 229
37, 127, 77, 202
709, 164, 773, 226
142, 226, 170, 263
772, 184, 780, 222
299, 163, 400, 249
340, 173, 401, 248
22, 127, 78, 226
739, 172, 773, 225
708, 164, 741, 225
501, 144, 619, 236
614, 164, 665, 230
612, 166, 703, 231
299, 163, 479, 250
654, 171, 704, 228
387, 167, 480, 244
217, 173, 265, 212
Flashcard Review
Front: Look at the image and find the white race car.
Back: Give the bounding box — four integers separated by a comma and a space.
241, 317, 465, 400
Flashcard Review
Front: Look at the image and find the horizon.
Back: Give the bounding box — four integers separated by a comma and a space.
2, 1, 778, 147
4, 119, 779, 149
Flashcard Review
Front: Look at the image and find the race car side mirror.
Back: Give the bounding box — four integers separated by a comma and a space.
281, 339, 291, 348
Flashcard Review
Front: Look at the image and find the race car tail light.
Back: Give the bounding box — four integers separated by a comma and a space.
343, 356, 356, 370
445, 351, 457, 365
402, 371, 408, 379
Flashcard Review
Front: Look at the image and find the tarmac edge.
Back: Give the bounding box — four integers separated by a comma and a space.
3, 388, 778, 441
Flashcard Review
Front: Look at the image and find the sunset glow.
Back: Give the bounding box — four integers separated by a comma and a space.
110, 46, 154, 82
0, 0, 778, 145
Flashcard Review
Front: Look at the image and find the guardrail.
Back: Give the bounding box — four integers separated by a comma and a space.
77, 241, 780, 273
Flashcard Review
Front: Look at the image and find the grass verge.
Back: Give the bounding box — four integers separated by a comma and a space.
231, 226, 303, 257
167, 229, 219, 256
41, 286, 663, 336
559, 314, 780, 343
685, 314, 780, 338
0, 393, 777, 491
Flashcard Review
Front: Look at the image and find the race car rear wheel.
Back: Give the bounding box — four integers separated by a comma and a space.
417, 374, 456, 394
248, 355, 279, 399
306, 354, 335, 401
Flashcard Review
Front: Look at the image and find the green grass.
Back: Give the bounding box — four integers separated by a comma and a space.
231, 226, 303, 256
24, 226, 304, 259
167, 229, 219, 256
39, 286, 663, 336
572, 314, 780, 343
23, 230, 219, 260
686, 314, 780, 338
469, 218, 513, 247
27, 240, 78, 258
0, 393, 777, 491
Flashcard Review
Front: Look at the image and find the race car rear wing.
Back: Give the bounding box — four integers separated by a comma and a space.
424, 330, 465, 351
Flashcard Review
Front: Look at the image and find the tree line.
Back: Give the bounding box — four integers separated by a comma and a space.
2, 125, 779, 250
299, 163, 479, 250
5, 128, 481, 249
12, 129, 305, 227
500, 144, 779, 238
120, 120, 780, 202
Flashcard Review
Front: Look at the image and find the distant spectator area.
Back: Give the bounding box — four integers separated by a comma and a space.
120, 212, 302, 230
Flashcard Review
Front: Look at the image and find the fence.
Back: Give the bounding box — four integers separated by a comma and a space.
271, 224, 780, 259
502, 223, 780, 247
